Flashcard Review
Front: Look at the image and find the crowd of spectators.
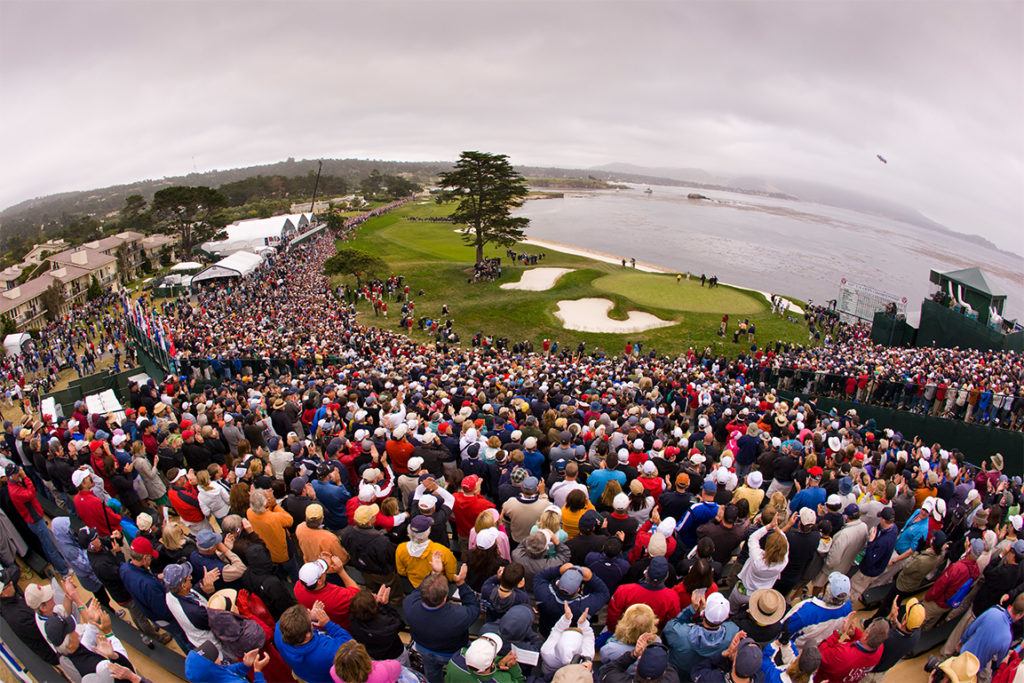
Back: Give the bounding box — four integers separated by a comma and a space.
0, 211, 1021, 683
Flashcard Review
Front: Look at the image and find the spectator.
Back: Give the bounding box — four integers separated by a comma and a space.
274, 603, 352, 683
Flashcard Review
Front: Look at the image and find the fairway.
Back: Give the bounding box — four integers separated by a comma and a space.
592, 271, 764, 314
337, 201, 813, 356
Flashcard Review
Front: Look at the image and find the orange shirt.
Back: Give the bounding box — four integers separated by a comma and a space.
296, 522, 347, 563
246, 504, 293, 563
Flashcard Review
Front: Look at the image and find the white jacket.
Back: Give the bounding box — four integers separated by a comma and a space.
198, 485, 231, 519
738, 524, 789, 591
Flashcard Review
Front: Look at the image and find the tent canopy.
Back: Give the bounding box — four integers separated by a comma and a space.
191, 251, 265, 284
200, 213, 309, 256
170, 261, 204, 272
3, 333, 31, 356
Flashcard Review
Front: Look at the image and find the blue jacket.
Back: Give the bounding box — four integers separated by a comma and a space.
663, 606, 739, 676
403, 583, 479, 655
533, 565, 610, 636
894, 516, 929, 555
587, 469, 626, 504
790, 487, 826, 514
783, 597, 852, 641
274, 619, 351, 683
522, 450, 544, 479
961, 605, 1013, 670
677, 501, 719, 548
120, 562, 173, 622
858, 524, 898, 577
184, 651, 265, 683
311, 479, 350, 529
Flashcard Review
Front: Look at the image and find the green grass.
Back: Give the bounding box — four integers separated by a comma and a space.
592, 271, 764, 314
336, 202, 814, 356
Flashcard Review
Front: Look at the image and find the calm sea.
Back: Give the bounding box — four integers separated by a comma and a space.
515, 184, 1024, 325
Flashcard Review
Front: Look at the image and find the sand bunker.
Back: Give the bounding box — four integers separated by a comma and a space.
501, 267, 575, 291
554, 298, 675, 334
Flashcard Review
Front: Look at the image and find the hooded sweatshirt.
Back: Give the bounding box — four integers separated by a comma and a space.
274, 619, 351, 683
51, 517, 103, 592
480, 575, 531, 622
663, 606, 740, 675
241, 544, 297, 620
481, 604, 544, 662
208, 608, 268, 663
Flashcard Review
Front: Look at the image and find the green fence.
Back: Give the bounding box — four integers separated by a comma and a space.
126, 322, 176, 380
776, 389, 1024, 476
42, 367, 144, 417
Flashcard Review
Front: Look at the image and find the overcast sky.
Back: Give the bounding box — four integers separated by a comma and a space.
2, 0, 1021, 251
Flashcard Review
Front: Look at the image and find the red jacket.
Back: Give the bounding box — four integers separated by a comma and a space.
6, 477, 43, 524
629, 520, 677, 563
926, 556, 980, 608
817, 628, 884, 683
294, 581, 359, 629
168, 484, 205, 523
74, 489, 122, 536
606, 582, 681, 631
452, 492, 495, 538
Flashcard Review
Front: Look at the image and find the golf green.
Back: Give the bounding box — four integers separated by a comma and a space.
592, 271, 764, 314
336, 201, 813, 356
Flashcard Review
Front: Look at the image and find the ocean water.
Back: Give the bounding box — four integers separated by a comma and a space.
514, 184, 1024, 325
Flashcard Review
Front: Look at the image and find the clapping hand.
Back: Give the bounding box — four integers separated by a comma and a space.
374, 585, 391, 605
311, 600, 329, 628
633, 632, 657, 658
243, 649, 260, 668
497, 651, 517, 671
577, 608, 590, 628
429, 550, 445, 575
201, 567, 220, 592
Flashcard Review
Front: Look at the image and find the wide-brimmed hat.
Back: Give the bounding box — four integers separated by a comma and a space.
991, 453, 1004, 471
748, 588, 786, 625
939, 652, 980, 683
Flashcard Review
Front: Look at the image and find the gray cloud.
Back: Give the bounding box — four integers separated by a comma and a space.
2, 0, 1021, 250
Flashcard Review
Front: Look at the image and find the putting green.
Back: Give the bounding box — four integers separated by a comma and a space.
591, 271, 764, 314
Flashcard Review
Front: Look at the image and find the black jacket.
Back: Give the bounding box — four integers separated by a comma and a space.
241, 544, 297, 620
340, 526, 397, 575
0, 591, 59, 665
349, 604, 405, 660
88, 546, 132, 604
182, 441, 211, 472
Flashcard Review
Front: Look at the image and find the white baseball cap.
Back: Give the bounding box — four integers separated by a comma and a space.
465, 633, 502, 673
298, 559, 328, 587
71, 469, 91, 488
613, 493, 629, 510
418, 494, 437, 510
703, 592, 730, 624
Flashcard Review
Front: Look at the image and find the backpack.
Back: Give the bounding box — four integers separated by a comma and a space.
946, 577, 975, 609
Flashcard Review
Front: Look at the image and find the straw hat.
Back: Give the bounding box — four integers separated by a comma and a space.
747, 588, 786, 625
939, 652, 980, 683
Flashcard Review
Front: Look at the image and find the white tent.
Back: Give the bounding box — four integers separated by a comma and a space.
191, 251, 265, 284
3, 333, 31, 357
170, 261, 204, 272
200, 213, 309, 255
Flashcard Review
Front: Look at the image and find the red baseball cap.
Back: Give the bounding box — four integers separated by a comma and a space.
182, 430, 195, 440
461, 475, 480, 491
131, 537, 159, 558
808, 466, 824, 477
